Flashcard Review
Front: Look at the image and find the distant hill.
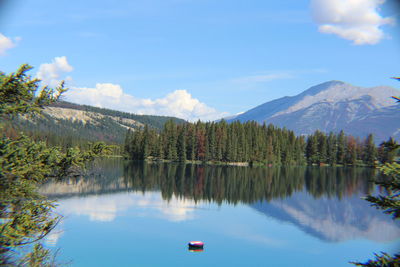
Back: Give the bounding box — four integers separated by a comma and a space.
227, 81, 400, 143
7, 101, 186, 146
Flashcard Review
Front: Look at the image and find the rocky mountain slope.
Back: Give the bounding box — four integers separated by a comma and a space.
9, 101, 186, 145
43, 106, 143, 130
228, 81, 400, 143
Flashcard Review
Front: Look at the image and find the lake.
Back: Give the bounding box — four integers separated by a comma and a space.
39, 159, 400, 267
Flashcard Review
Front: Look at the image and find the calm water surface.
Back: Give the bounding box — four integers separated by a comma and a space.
39, 159, 400, 267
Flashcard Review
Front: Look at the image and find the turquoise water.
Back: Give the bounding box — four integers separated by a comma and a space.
40, 160, 400, 266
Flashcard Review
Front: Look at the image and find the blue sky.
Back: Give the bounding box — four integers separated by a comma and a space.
1, 0, 399, 120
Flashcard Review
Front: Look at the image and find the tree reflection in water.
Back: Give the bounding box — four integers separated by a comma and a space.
41, 159, 376, 203
39, 159, 400, 243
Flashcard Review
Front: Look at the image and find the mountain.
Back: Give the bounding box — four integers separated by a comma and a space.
228, 81, 400, 143
6, 101, 186, 145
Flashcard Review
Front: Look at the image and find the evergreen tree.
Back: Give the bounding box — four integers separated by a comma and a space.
317, 131, 328, 164
346, 136, 358, 165
327, 132, 337, 165
186, 124, 196, 161
164, 120, 178, 161
123, 129, 133, 157
196, 121, 206, 161
363, 134, 377, 166
306, 134, 318, 164
378, 137, 399, 164
337, 130, 346, 165
177, 125, 187, 162
207, 122, 216, 161
142, 125, 150, 160
0, 65, 110, 265
215, 121, 227, 161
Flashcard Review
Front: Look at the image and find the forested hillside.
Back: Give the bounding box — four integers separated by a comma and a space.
3, 101, 186, 148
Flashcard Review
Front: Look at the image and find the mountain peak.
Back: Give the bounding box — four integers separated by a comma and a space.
229, 80, 400, 143
300, 80, 346, 97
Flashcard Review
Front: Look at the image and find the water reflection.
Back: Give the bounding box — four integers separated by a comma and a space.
39, 159, 400, 243
53, 192, 208, 222
41, 160, 376, 202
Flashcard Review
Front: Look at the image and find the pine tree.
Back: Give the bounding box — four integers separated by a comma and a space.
123, 129, 133, 158
337, 130, 346, 165
164, 120, 178, 161
317, 131, 328, 164
186, 124, 196, 161
306, 134, 318, 164
327, 132, 337, 166
378, 137, 399, 164
177, 125, 187, 162
0, 65, 110, 266
346, 136, 357, 165
363, 134, 376, 166
142, 125, 150, 160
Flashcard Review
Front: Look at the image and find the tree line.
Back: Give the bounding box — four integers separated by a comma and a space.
124, 120, 398, 166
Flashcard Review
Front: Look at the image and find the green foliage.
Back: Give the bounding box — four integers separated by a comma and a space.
378, 137, 400, 164
0, 64, 66, 116
364, 162, 400, 219
363, 134, 377, 166
0, 136, 110, 264
20, 244, 55, 267
0, 65, 110, 265
351, 252, 400, 267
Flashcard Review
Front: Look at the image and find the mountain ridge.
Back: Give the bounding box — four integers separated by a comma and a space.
227, 81, 400, 143
7, 101, 186, 146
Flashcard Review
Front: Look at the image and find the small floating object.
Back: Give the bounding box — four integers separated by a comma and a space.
188, 241, 204, 248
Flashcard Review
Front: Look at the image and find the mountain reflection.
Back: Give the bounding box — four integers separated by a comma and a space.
39, 159, 400, 242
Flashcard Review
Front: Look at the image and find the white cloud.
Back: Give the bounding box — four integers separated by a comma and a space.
0, 33, 20, 56
37, 56, 74, 87
65, 84, 228, 121
311, 0, 395, 45
36, 56, 227, 121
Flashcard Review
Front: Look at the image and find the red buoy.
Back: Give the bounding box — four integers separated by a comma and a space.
188, 241, 204, 248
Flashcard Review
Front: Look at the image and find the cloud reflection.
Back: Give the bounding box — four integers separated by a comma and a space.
45, 229, 63, 247
57, 192, 206, 223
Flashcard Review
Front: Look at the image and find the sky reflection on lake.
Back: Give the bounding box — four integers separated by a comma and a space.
40, 160, 400, 266
55, 192, 210, 223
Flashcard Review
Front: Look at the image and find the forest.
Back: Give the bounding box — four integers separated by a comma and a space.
124, 119, 398, 167
2, 100, 185, 150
